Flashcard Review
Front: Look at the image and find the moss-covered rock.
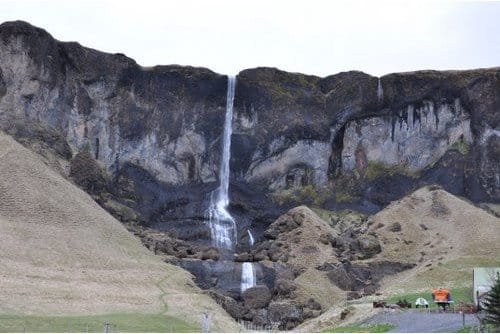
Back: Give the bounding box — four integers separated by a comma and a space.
450, 138, 470, 155
363, 161, 416, 181
69, 151, 109, 196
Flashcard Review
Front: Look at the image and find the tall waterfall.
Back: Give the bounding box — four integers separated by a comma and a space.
208, 76, 237, 250
208, 75, 256, 293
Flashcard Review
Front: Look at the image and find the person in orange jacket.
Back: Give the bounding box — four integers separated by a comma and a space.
432, 288, 452, 310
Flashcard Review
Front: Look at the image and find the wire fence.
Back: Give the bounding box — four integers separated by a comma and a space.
0, 317, 194, 333
237, 319, 280, 332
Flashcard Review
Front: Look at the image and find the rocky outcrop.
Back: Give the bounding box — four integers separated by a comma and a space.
342, 99, 472, 172
242, 285, 271, 309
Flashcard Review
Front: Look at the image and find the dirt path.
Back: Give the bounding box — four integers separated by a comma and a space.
366, 310, 479, 333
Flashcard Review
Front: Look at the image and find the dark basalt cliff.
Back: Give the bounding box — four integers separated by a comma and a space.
1, 20, 499, 239
1, 21, 499, 235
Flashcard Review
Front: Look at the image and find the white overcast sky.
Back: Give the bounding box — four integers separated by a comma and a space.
1, 0, 500, 77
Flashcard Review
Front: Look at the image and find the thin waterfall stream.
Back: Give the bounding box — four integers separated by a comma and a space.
207, 75, 256, 292
247, 230, 255, 246
377, 77, 384, 103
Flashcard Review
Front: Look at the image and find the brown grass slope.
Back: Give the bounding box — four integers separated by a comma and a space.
367, 186, 500, 294
269, 206, 346, 308
298, 187, 500, 332
0, 133, 237, 331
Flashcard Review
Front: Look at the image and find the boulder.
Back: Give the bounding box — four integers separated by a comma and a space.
319, 233, 333, 245
388, 222, 402, 232
225, 298, 247, 320
200, 247, 219, 261
267, 301, 303, 330
340, 307, 352, 320
273, 278, 297, 297
326, 263, 370, 291
267, 245, 284, 262
263, 228, 279, 240
347, 291, 362, 300
250, 308, 269, 326
242, 285, 271, 309
326, 266, 354, 290
102, 199, 137, 223
207, 291, 246, 320
291, 210, 305, 225
357, 234, 381, 259
363, 284, 377, 295
306, 298, 322, 311
69, 151, 110, 196
252, 250, 268, 261
234, 252, 252, 262
275, 268, 295, 281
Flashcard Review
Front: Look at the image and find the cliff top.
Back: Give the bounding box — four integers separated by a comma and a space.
2, 20, 499, 80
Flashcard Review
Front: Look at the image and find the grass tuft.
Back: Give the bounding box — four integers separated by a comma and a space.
364, 161, 414, 181
273, 185, 329, 206
450, 139, 469, 155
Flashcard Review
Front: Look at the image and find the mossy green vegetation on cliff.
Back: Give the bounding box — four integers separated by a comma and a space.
272, 185, 329, 206
364, 161, 417, 181
238, 67, 323, 108
450, 138, 470, 156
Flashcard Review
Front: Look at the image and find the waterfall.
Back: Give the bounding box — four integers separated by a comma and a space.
377, 77, 384, 103
208, 75, 256, 293
247, 230, 254, 246
208, 76, 237, 250
241, 262, 256, 292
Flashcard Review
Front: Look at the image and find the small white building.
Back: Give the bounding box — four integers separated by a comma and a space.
473, 267, 500, 308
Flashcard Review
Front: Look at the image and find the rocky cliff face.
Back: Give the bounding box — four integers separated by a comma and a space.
1, 20, 499, 234
0, 21, 227, 187
235, 68, 499, 204
2, 22, 498, 207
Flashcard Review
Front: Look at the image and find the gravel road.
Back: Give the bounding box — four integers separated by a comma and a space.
366, 310, 479, 333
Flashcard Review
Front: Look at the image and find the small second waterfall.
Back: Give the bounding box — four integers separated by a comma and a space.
247, 230, 255, 246
241, 262, 256, 292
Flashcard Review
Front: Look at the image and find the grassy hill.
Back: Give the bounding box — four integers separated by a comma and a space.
298, 186, 500, 332
368, 186, 500, 295
0, 133, 238, 332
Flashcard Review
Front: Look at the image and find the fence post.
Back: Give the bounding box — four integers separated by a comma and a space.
201, 313, 210, 333
104, 322, 109, 333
